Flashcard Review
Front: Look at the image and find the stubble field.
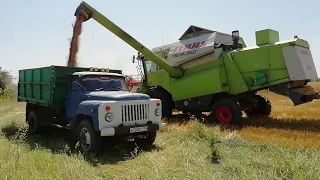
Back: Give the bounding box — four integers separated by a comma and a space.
0, 83, 319, 179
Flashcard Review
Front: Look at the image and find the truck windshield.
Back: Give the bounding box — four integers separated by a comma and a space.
81, 75, 129, 91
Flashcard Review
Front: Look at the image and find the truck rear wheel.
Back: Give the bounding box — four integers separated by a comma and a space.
28, 110, 38, 135
77, 119, 102, 154
147, 88, 173, 118
245, 95, 271, 118
210, 98, 242, 124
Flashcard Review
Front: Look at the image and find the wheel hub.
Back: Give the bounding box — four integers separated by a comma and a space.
216, 106, 232, 124
80, 127, 91, 150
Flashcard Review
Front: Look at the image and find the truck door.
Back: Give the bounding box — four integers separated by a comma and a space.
65, 76, 82, 121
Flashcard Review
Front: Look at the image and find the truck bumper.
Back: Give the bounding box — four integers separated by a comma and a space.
100, 123, 166, 136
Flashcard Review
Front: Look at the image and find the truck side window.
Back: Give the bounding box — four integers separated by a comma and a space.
71, 76, 79, 91
71, 81, 78, 91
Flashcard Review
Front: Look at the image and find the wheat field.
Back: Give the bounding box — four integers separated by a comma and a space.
0, 83, 319, 179
167, 82, 320, 150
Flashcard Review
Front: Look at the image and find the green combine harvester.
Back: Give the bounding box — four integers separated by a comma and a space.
75, 1, 320, 124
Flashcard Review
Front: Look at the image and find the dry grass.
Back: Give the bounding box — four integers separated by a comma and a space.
238, 82, 320, 150
168, 82, 320, 150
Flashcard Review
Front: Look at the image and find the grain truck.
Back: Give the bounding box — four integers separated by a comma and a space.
74, 1, 320, 124
17, 66, 165, 153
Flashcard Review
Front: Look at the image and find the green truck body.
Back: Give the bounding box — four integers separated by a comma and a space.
74, 1, 320, 124
18, 65, 122, 110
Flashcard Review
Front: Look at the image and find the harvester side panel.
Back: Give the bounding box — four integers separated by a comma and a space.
230, 43, 296, 92
222, 54, 249, 94
268, 44, 290, 84
147, 58, 229, 101
231, 46, 270, 90
169, 67, 224, 101
282, 46, 318, 80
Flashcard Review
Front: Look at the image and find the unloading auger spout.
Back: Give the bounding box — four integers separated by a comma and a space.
74, 1, 184, 78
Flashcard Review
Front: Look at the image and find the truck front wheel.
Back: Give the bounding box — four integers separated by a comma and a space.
77, 119, 102, 154
210, 98, 242, 124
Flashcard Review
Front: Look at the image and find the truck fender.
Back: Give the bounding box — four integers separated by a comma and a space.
73, 101, 102, 132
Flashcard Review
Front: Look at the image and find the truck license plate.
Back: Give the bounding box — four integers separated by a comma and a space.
129, 126, 148, 133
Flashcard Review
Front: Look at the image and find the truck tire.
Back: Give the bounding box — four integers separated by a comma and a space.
245, 95, 271, 118
147, 88, 173, 118
77, 119, 102, 154
135, 131, 157, 148
28, 110, 39, 135
210, 98, 242, 124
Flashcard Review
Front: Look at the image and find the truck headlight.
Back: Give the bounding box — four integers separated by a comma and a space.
105, 112, 114, 122
155, 108, 161, 116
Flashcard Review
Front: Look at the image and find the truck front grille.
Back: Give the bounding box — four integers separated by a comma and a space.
121, 104, 150, 122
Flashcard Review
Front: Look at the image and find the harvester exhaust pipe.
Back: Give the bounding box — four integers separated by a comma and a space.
73, 1, 184, 78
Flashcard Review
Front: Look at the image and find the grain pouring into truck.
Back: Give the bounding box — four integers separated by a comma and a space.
67, 15, 85, 67
18, 6, 167, 154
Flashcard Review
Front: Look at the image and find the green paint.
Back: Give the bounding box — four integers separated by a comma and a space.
18, 65, 122, 111
145, 36, 311, 99
255, 29, 280, 45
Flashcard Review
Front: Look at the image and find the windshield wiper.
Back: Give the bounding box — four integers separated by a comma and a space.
104, 87, 127, 91
95, 88, 105, 91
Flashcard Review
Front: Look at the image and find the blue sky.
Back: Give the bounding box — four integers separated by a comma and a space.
1, 0, 319, 80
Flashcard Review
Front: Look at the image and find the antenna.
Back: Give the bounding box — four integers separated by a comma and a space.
162, 36, 163, 46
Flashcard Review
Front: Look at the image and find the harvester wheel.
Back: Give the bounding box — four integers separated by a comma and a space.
210, 98, 242, 124
147, 88, 173, 118
245, 95, 271, 118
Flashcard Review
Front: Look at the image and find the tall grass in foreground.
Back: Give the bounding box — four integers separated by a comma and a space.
0, 108, 319, 180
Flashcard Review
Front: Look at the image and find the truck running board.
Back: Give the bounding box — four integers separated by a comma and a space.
269, 81, 320, 106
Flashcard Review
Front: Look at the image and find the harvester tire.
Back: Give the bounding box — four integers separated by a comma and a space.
210, 98, 242, 124
245, 95, 271, 118
147, 88, 173, 118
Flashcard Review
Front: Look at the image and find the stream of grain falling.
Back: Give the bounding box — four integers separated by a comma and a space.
67, 16, 85, 67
